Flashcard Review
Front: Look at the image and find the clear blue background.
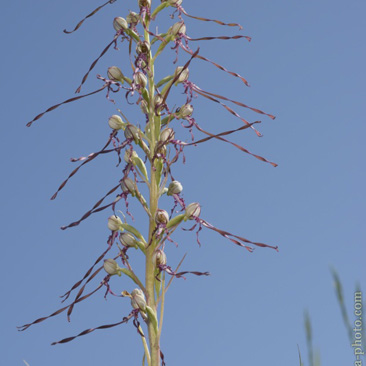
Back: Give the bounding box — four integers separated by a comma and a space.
1, 0, 365, 365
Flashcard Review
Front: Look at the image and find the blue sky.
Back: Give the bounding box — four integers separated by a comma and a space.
1, 0, 365, 365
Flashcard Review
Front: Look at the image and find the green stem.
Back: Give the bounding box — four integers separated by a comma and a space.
138, 326, 151, 366
144, 14, 161, 366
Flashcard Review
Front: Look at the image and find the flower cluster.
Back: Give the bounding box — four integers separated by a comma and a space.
21, 1, 278, 365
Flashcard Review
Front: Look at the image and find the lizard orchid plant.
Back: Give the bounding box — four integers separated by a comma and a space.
19, 1, 278, 365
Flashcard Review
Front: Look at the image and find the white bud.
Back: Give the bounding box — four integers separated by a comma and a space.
138, 0, 151, 7
124, 149, 139, 164
103, 259, 121, 276
176, 103, 193, 119
108, 115, 124, 130
131, 288, 147, 311
124, 124, 140, 142
174, 66, 189, 84
120, 177, 136, 194
154, 94, 164, 114
185, 202, 201, 220
134, 72, 147, 88
108, 215, 123, 231
126, 12, 140, 25
167, 181, 183, 196
169, 22, 186, 36
140, 100, 149, 114
160, 127, 175, 142
108, 66, 124, 82
119, 232, 138, 248
161, 0, 183, 5
152, 249, 167, 266
113, 17, 128, 32
155, 209, 169, 225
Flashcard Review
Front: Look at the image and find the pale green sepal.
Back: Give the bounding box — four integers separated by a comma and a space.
154, 159, 163, 187
166, 214, 185, 229
154, 116, 161, 141
134, 157, 149, 181
142, 89, 149, 102
151, 2, 170, 19
125, 29, 140, 43
121, 268, 141, 286
156, 75, 174, 88
146, 306, 158, 334
161, 115, 175, 126
120, 223, 145, 241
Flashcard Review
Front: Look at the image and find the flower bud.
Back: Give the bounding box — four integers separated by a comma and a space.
169, 22, 186, 36
185, 202, 201, 220
103, 259, 121, 276
176, 103, 193, 119
155, 209, 169, 225
119, 232, 138, 248
124, 124, 140, 142
152, 249, 167, 266
167, 180, 183, 196
140, 100, 149, 114
138, 0, 151, 7
131, 288, 147, 312
124, 149, 139, 164
113, 17, 128, 32
126, 12, 140, 25
154, 94, 164, 114
108, 115, 124, 130
108, 215, 122, 231
161, 0, 183, 5
108, 66, 124, 82
160, 127, 175, 143
174, 66, 189, 84
134, 72, 147, 88
120, 177, 136, 195
136, 41, 150, 55
156, 145, 167, 157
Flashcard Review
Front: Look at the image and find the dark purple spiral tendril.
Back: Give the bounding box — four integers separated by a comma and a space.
175, 4, 243, 30
63, 0, 117, 34
50, 309, 139, 345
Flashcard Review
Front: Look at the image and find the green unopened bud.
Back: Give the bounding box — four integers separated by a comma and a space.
160, 127, 175, 142
167, 180, 183, 196
108, 66, 124, 83
185, 202, 201, 220
119, 232, 138, 248
108, 115, 125, 130
152, 249, 167, 266
124, 149, 139, 164
138, 0, 151, 7
127, 12, 140, 25
108, 215, 123, 231
169, 22, 186, 37
134, 72, 147, 88
120, 177, 136, 195
131, 288, 147, 312
113, 17, 128, 32
103, 259, 122, 276
176, 103, 193, 119
140, 100, 149, 114
155, 209, 169, 225
124, 124, 140, 143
